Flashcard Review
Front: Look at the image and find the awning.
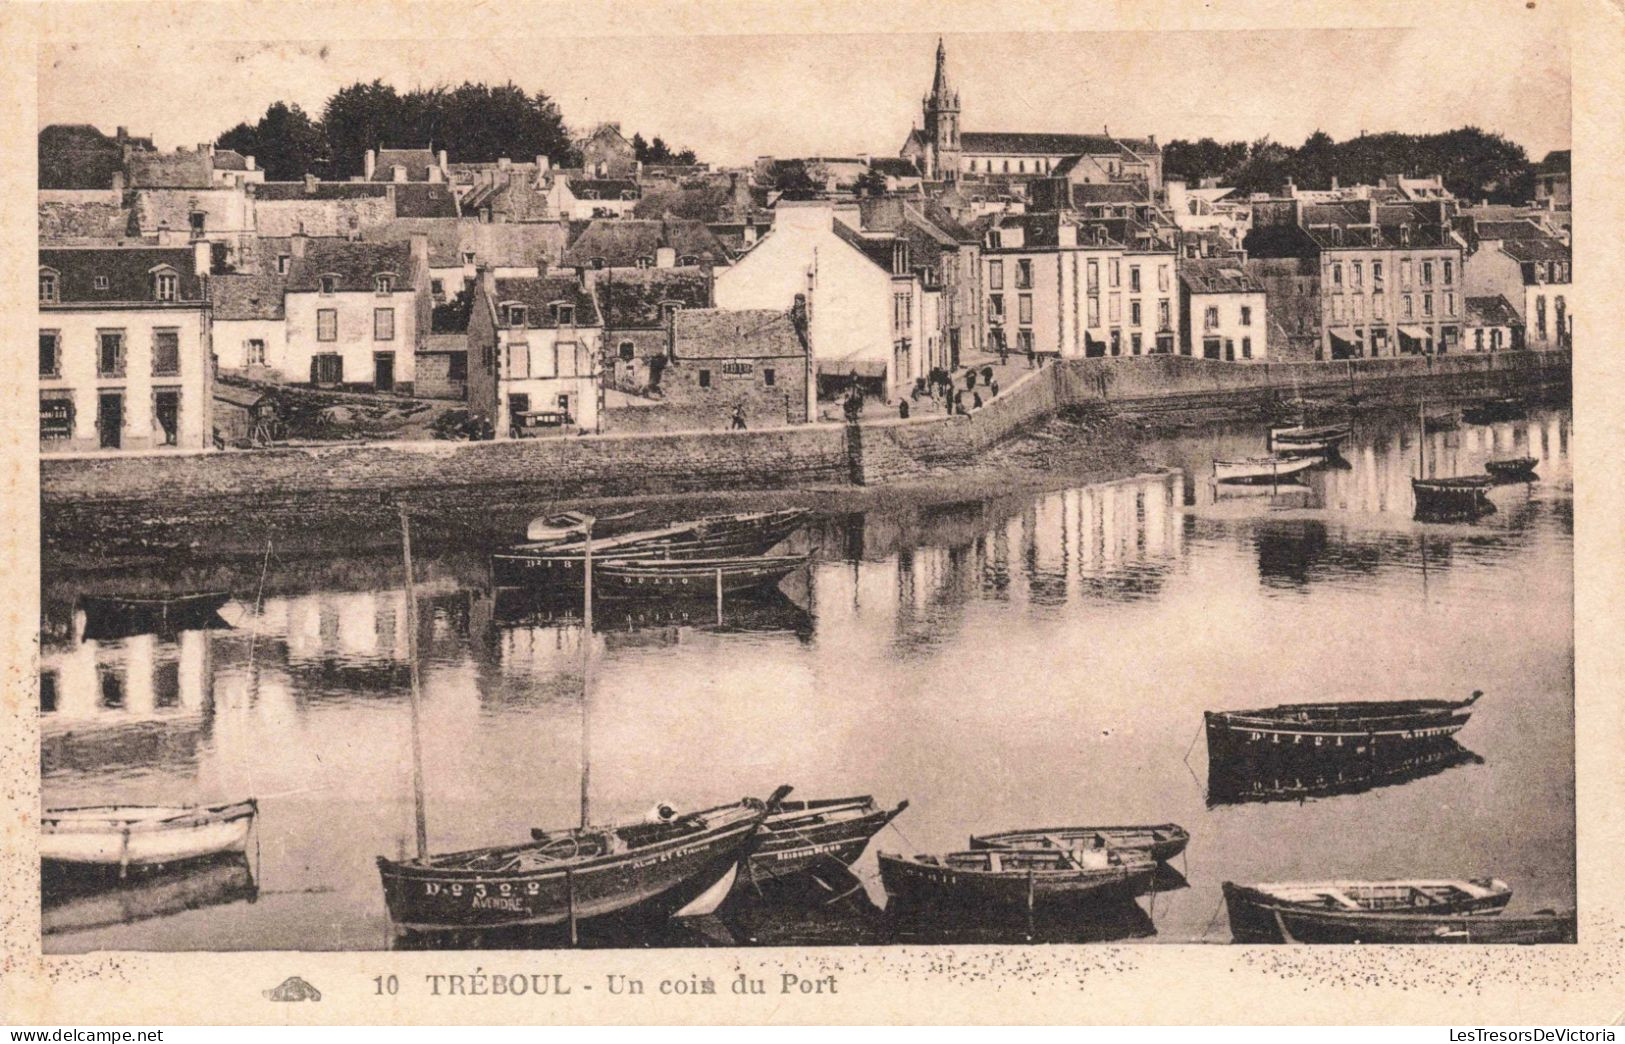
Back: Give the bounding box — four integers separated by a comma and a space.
1399, 325, 1430, 340
1328, 328, 1358, 347
817, 360, 888, 379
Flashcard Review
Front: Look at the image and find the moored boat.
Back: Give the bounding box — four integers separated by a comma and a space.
1213, 455, 1319, 485
1204, 691, 1482, 762
377, 789, 784, 933
1223, 881, 1572, 944
41, 800, 258, 871
968, 823, 1189, 864
595, 555, 810, 598
1268, 423, 1351, 455
877, 846, 1155, 913
524, 509, 644, 544
745, 796, 910, 887
1484, 457, 1539, 482
1413, 475, 1496, 521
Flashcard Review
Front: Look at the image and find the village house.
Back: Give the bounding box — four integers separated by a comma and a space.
1461, 218, 1571, 351
251, 180, 397, 241
562, 218, 732, 272
843, 197, 983, 370
365, 147, 451, 184
1179, 258, 1268, 360
209, 272, 288, 378
361, 218, 568, 303
575, 124, 638, 178
282, 235, 431, 393
418, 285, 498, 411
1534, 150, 1571, 209
1463, 295, 1525, 353
549, 176, 641, 219
38, 243, 213, 452
594, 266, 714, 392
471, 270, 603, 436
652, 305, 813, 429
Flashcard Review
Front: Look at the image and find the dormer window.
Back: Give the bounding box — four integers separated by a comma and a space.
39, 269, 58, 304
463, 252, 476, 266
554, 303, 575, 325
375, 275, 394, 295
318, 275, 339, 295
590, 257, 606, 271
891, 241, 911, 275
661, 301, 684, 323
1398, 224, 1412, 247
153, 270, 179, 302
502, 304, 527, 328
277, 255, 290, 275
678, 255, 699, 267
636, 255, 654, 269
987, 230, 1002, 250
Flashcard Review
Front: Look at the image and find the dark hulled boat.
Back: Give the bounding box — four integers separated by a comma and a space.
1484, 456, 1539, 482
1413, 475, 1496, 521
595, 555, 810, 598
1223, 881, 1571, 944
968, 823, 1189, 864
744, 796, 909, 888
877, 846, 1155, 913
376, 790, 784, 933
1205, 691, 1482, 763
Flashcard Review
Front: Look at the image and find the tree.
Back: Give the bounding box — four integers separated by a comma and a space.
645, 136, 673, 164
630, 133, 649, 161
321, 80, 404, 178
854, 167, 889, 197
772, 160, 822, 199
673, 148, 697, 165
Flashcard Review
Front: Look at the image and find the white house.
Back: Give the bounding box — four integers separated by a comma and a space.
476, 270, 604, 436
282, 234, 431, 393
1179, 258, 1268, 361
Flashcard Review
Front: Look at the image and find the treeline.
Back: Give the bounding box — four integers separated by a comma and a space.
629, 133, 696, 166
1162, 128, 1536, 203
215, 80, 697, 181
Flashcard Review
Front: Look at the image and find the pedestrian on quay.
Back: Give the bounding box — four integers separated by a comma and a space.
973, 391, 983, 410
981, 365, 994, 384
898, 398, 911, 419
990, 378, 1000, 397
730, 403, 747, 430
997, 333, 1008, 365
965, 369, 977, 390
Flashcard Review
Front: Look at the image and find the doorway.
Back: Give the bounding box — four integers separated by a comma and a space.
373, 352, 396, 393
154, 390, 180, 446
97, 392, 123, 449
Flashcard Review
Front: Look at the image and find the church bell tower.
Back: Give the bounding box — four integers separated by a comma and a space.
921, 38, 962, 181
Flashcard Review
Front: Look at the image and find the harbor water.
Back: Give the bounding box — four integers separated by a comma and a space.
40, 405, 1575, 949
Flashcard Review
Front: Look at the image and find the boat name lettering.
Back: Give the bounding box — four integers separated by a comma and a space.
424, 880, 543, 897
425, 973, 572, 996
469, 895, 529, 913
629, 842, 705, 870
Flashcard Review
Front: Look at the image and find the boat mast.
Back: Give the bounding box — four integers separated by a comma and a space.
580, 517, 594, 830
1418, 401, 1427, 480
400, 509, 428, 860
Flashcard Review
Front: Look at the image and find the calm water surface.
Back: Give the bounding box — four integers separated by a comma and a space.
40, 407, 1574, 950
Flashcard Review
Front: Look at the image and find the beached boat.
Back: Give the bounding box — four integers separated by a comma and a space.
377, 790, 784, 933
1213, 455, 1318, 485
524, 509, 644, 544
1205, 691, 1482, 763
1462, 398, 1527, 425
41, 800, 258, 871
594, 555, 810, 598
968, 823, 1189, 864
78, 591, 231, 635
1267, 423, 1351, 455
1413, 475, 1497, 520
744, 796, 910, 887
1484, 457, 1539, 482
1223, 881, 1572, 944
877, 846, 1156, 913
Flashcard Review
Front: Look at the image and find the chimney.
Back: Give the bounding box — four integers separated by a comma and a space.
245, 155, 256, 171
1331, 175, 1339, 191
193, 239, 211, 276
477, 263, 497, 300
428, 166, 442, 183
110, 171, 125, 199
364, 149, 376, 180
303, 173, 318, 195
409, 232, 430, 275
291, 230, 307, 258
656, 246, 676, 268
498, 157, 511, 171
198, 143, 213, 155
438, 149, 449, 173
116, 126, 128, 143
536, 155, 550, 176
743, 223, 759, 245
392, 165, 407, 183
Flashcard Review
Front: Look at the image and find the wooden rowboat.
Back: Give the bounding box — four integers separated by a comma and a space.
968, 823, 1189, 864
594, 555, 810, 598
745, 796, 909, 887
377, 789, 785, 933
524, 509, 644, 544
877, 846, 1155, 913
1205, 691, 1482, 763
1484, 457, 1539, 482
41, 800, 258, 871
1268, 424, 1350, 455
1413, 475, 1496, 521
1213, 455, 1318, 485
1223, 881, 1572, 944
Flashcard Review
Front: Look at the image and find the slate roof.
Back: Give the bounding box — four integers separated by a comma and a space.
1474, 220, 1547, 242
213, 150, 251, 171
1068, 182, 1150, 205
1465, 295, 1524, 327
38, 124, 134, 190
39, 247, 206, 304
568, 178, 640, 200
210, 272, 287, 320
285, 240, 417, 293
1179, 259, 1263, 294
671, 308, 807, 360
126, 150, 214, 189
392, 183, 459, 218
595, 267, 712, 328
869, 157, 921, 178
490, 275, 601, 328
961, 132, 1156, 157
1500, 236, 1570, 263
39, 201, 139, 243
1537, 149, 1570, 174
371, 148, 439, 181
254, 181, 391, 201
561, 219, 730, 268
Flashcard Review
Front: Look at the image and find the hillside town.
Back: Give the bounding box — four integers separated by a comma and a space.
38, 39, 1572, 455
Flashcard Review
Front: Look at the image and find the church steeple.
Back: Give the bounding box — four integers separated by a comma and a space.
930, 37, 952, 104
921, 37, 962, 182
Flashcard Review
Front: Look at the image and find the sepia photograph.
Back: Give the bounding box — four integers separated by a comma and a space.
7, 0, 1617, 1026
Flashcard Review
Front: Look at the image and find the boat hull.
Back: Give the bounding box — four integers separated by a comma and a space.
1224, 884, 1570, 944
1269, 425, 1350, 455
1214, 456, 1318, 484
968, 824, 1189, 864
877, 853, 1152, 912
745, 800, 906, 885
595, 556, 809, 599
1204, 697, 1479, 764
41, 801, 257, 868
1485, 458, 1539, 482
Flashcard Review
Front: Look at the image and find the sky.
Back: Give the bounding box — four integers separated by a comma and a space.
38, 22, 1571, 166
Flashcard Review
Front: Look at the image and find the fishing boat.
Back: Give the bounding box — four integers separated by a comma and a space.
1204, 691, 1483, 763
1213, 455, 1318, 485
968, 823, 1189, 864
1484, 456, 1539, 482
1462, 397, 1526, 425
524, 509, 644, 544
1267, 423, 1351, 455
377, 789, 786, 933
594, 554, 810, 598
41, 800, 258, 872
1223, 882, 1572, 944
78, 591, 231, 634
744, 796, 910, 888
877, 846, 1155, 913
1413, 475, 1496, 521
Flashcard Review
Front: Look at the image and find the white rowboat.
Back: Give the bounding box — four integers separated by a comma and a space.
41, 800, 258, 870
1213, 455, 1318, 485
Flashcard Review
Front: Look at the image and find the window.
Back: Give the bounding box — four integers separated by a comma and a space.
154, 271, 178, 302
989, 294, 1004, 320
1444, 292, 1455, 316
618, 341, 635, 362
507, 393, 530, 421
246, 338, 266, 366
40, 394, 73, 441
1330, 262, 1343, 288
1536, 296, 1547, 338
987, 230, 1002, 250
1015, 259, 1032, 289
375, 275, 393, 294
1018, 294, 1033, 325
1017, 329, 1034, 353
555, 303, 575, 325
763, 368, 776, 387
97, 330, 125, 377
463, 252, 476, 266
1240, 306, 1252, 327
1351, 295, 1365, 320
313, 353, 343, 384
1109, 329, 1121, 355
698, 368, 711, 388
1202, 337, 1222, 360
507, 343, 530, 379
39, 331, 60, 377
1158, 264, 1170, 292
557, 394, 571, 415
319, 275, 338, 295
1443, 259, 1454, 285
1373, 291, 1386, 318
590, 257, 606, 271
1108, 296, 1121, 323
1475, 329, 1485, 351
1402, 294, 1414, 318
1372, 260, 1384, 283
1130, 265, 1141, 292
153, 389, 180, 445
374, 308, 395, 341
1241, 336, 1253, 359
277, 255, 291, 275
317, 308, 337, 341
1130, 332, 1142, 355
1087, 297, 1100, 327
1421, 261, 1434, 286
1423, 293, 1434, 317
448, 353, 468, 381
678, 255, 699, 266
189, 211, 206, 235
94, 276, 109, 290
1331, 295, 1345, 320
1130, 300, 1142, 326
39, 270, 58, 303
635, 256, 653, 269
1351, 261, 1363, 289
1110, 259, 1120, 288
1086, 260, 1099, 292
1401, 259, 1412, 286
988, 260, 1004, 290
1203, 306, 1219, 331
1491, 329, 1504, 350
894, 292, 913, 334
152, 329, 180, 376
1158, 299, 1171, 330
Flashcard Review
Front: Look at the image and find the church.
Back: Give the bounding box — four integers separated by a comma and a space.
899, 39, 1164, 190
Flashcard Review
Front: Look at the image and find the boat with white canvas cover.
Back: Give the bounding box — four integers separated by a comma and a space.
41, 800, 258, 871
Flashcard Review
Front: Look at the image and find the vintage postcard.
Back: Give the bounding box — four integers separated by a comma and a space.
2, 0, 1621, 1025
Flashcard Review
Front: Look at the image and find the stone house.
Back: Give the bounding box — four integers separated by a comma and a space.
210, 272, 288, 377
576, 124, 638, 178
282, 236, 431, 393
594, 267, 714, 392
1463, 295, 1525, 353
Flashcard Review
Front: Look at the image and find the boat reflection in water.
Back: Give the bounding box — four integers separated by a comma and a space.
881, 893, 1157, 945
492, 587, 814, 641
42, 853, 258, 937
1207, 740, 1483, 807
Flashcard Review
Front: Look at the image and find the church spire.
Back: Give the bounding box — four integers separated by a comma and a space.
930, 37, 951, 105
